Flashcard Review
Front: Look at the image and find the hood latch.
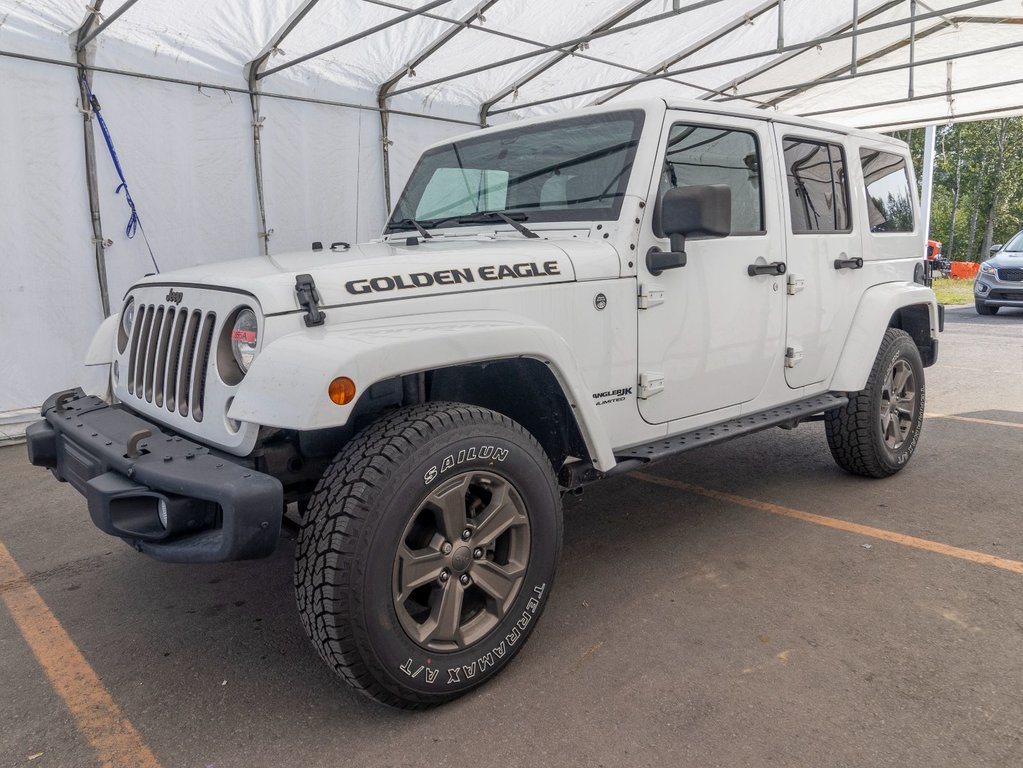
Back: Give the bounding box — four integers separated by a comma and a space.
295, 273, 326, 327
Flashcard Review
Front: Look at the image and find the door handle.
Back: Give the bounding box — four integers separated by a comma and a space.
747, 261, 786, 277
834, 257, 864, 270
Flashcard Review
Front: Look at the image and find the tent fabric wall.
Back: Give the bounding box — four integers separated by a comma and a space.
0, 55, 101, 412
2, 0, 1022, 416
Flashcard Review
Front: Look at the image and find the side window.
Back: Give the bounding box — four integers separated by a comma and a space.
860, 149, 914, 233
660, 124, 764, 235
783, 138, 851, 233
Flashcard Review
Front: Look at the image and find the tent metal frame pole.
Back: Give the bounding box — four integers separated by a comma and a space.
258, 0, 455, 81
908, 0, 917, 99
851, 0, 859, 74
388, 0, 734, 98
245, 0, 324, 256
75, 1, 111, 318
377, 0, 501, 212
486, 0, 995, 116
920, 124, 937, 243
591, 0, 779, 106
699, 0, 902, 101
795, 75, 1023, 118
479, 0, 655, 125
777, 0, 784, 50
75, 0, 144, 51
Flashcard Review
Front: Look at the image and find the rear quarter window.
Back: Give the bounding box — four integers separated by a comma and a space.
859, 149, 915, 233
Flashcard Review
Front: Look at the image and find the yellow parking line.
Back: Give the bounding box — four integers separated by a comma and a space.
0, 540, 161, 768
929, 414, 1023, 430
630, 471, 1023, 576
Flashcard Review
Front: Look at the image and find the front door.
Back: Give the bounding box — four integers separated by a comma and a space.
637, 113, 786, 425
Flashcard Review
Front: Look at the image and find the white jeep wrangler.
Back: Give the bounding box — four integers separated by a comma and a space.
27, 98, 941, 708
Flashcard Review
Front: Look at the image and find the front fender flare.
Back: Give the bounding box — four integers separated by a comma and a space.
830, 282, 939, 392
229, 312, 616, 472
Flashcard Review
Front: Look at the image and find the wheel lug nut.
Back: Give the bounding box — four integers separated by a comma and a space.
441, 542, 452, 554
439, 570, 450, 582
459, 574, 470, 586
461, 528, 472, 540
473, 548, 483, 559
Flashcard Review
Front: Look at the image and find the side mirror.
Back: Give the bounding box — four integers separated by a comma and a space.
990, 244, 1003, 254
647, 185, 731, 275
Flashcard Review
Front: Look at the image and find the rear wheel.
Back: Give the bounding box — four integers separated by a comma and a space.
295, 402, 562, 709
976, 300, 999, 315
825, 328, 925, 478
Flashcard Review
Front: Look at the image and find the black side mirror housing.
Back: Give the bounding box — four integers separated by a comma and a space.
990, 244, 1003, 254
647, 185, 731, 275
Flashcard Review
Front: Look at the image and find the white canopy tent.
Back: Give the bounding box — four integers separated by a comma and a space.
2, 0, 1022, 424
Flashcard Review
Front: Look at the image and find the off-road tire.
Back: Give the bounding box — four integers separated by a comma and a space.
825, 328, 925, 478
295, 402, 562, 709
975, 301, 999, 316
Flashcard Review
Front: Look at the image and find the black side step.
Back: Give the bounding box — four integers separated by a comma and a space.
615, 393, 848, 464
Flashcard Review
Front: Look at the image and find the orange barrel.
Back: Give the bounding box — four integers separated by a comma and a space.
949, 261, 980, 279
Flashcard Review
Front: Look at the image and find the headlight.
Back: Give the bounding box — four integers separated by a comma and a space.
980, 263, 997, 275
230, 308, 259, 373
117, 298, 135, 353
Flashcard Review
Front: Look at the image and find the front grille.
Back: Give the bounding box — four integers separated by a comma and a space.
998, 268, 1023, 281
127, 304, 216, 422
989, 290, 1023, 302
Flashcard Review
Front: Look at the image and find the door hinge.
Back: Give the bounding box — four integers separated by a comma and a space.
637, 287, 664, 309
785, 346, 804, 368
786, 273, 806, 295
638, 372, 665, 399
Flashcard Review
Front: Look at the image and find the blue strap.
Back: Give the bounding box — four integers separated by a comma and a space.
81, 74, 159, 273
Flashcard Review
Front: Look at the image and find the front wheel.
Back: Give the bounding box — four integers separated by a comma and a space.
825, 328, 925, 478
976, 300, 999, 315
295, 403, 562, 709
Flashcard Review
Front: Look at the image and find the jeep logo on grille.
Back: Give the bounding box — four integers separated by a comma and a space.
165, 289, 183, 304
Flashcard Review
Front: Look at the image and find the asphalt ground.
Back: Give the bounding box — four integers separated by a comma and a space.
2, 305, 1022, 768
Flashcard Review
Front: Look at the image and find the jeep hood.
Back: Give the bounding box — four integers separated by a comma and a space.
133, 239, 618, 315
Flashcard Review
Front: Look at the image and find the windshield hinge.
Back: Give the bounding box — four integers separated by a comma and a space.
295, 273, 326, 327
638, 286, 664, 309
638, 372, 665, 399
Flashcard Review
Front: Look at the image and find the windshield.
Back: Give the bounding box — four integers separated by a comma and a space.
1002, 230, 1023, 252
387, 110, 645, 233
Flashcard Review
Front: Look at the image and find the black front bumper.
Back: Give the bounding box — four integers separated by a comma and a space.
26, 389, 282, 563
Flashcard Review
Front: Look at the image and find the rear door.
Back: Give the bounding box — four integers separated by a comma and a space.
776, 128, 863, 388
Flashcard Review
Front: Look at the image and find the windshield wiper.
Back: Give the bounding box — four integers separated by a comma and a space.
457, 211, 540, 239
388, 217, 433, 239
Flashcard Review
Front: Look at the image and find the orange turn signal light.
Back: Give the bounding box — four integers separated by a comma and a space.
328, 377, 357, 406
